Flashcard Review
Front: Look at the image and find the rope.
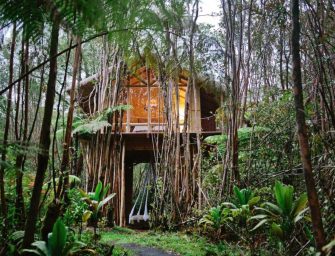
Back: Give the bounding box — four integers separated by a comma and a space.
143, 183, 150, 221
128, 168, 146, 223
129, 165, 151, 223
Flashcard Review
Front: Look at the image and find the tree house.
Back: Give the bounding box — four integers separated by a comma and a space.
74, 65, 220, 226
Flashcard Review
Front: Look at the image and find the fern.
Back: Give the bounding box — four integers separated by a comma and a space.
72, 120, 111, 136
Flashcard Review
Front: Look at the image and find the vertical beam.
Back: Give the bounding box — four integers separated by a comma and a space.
147, 67, 152, 133
125, 162, 133, 224
188, 85, 194, 132
190, 85, 201, 132
194, 85, 201, 132
119, 142, 126, 226
126, 84, 130, 132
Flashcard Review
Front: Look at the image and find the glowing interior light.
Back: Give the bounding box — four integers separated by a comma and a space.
179, 106, 185, 123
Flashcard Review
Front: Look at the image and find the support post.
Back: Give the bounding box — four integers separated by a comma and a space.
147, 67, 152, 133
126, 77, 130, 132
119, 142, 126, 226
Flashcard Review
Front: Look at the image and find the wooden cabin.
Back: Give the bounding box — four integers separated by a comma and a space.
74, 65, 220, 226
77, 66, 219, 133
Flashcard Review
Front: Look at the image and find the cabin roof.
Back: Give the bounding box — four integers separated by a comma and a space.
76, 65, 218, 94
74, 65, 220, 115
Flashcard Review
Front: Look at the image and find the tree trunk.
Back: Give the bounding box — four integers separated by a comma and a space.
15, 38, 29, 229
221, 0, 241, 188
0, 23, 16, 239
41, 36, 81, 240
14, 154, 25, 229
291, 0, 326, 252
22, 19, 60, 250
57, 36, 81, 198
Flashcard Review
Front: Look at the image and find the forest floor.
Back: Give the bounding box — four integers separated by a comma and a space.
100, 226, 228, 256
119, 243, 177, 256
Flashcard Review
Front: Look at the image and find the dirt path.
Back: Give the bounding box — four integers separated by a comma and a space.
120, 243, 178, 256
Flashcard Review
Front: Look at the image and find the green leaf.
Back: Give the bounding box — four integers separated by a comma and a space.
10, 230, 25, 243
68, 175, 81, 184
22, 249, 46, 256
274, 181, 284, 209
233, 186, 244, 205
48, 218, 67, 256
94, 181, 103, 201
248, 196, 260, 207
271, 223, 283, 239
233, 186, 256, 206
222, 202, 237, 209
274, 181, 293, 216
251, 219, 268, 231
249, 214, 268, 220
97, 193, 116, 211
304, 216, 312, 222
231, 208, 243, 217
82, 210, 92, 223
263, 202, 282, 215
78, 188, 88, 198
31, 241, 48, 256
88, 192, 95, 199
254, 206, 278, 217
291, 193, 308, 218
101, 183, 110, 201
72, 120, 111, 136
204, 134, 227, 144
105, 105, 133, 115
294, 208, 309, 223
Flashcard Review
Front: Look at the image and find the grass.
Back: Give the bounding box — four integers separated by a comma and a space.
100, 226, 244, 256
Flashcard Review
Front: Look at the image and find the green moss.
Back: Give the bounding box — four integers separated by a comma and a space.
101, 228, 220, 256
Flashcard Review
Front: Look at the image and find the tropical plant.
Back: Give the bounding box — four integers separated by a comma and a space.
63, 189, 88, 229
250, 181, 309, 241
199, 205, 232, 239
199, 186, 260, 241
227, 186, 260, 207
80, 181, 116, 236
22, 218, 88, 256
7, 230, 26, 255
222, 186, 260, 225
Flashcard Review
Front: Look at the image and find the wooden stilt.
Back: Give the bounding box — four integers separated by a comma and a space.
126, 82, 130, 132
119, 142, 126, 226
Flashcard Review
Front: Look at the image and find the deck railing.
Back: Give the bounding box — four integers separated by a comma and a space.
121, 119, 219, 133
